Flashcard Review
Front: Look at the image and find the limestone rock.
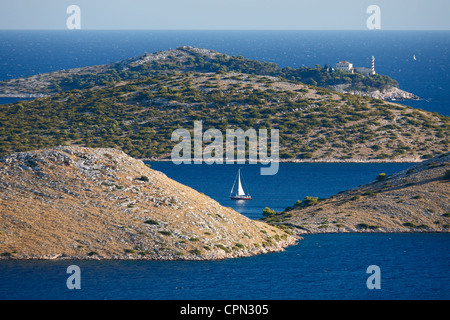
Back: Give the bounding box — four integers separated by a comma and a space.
0, 146, 298, 260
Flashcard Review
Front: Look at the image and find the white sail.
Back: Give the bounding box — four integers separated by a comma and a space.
230, 169, 251, 200
237, 170, 245, 196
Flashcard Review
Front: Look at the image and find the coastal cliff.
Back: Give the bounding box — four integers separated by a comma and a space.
0, 146, 297, 260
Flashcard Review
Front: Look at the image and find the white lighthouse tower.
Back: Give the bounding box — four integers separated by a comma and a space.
371, 56, 376, 75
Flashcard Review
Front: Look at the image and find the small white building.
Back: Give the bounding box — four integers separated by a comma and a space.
353, 67, 373, 76
335, 57, 375, 76
335, 61, 353, 72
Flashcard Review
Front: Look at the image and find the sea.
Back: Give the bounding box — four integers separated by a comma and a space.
0, 30, 449, 301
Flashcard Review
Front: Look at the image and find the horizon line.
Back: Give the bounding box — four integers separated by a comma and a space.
1, 28, 450, 32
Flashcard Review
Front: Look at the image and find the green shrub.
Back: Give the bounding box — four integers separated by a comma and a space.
144, 219, 159, 225
262, 207, 276, 217
376, 173, 387, 182
356, 223, 380, 230
293, 200, 302, 207
139, 175, 149, 182
403, 222, 416, 228
215, 244, 231, 253
302, 196, 319, 207
158, 231, 172, 236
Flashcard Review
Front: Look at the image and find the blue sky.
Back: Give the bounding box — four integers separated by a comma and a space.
1, 0, 449, 30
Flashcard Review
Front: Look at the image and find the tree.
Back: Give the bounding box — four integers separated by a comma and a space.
302, 196, 318, 207
262, 207, 276, 217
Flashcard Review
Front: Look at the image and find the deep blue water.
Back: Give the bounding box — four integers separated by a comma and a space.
0, 30, 449, 115
1, 233, 449, 300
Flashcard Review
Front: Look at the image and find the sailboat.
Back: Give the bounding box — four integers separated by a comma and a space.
229, 169, 252, 200
413, 54, 417, 61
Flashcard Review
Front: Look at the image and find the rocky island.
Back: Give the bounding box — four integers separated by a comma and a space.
0, 47, 448, 162
0, 46, 408, 99
0, 48, 448, 260
264, 153, 450, 233
0, 146, 297, 260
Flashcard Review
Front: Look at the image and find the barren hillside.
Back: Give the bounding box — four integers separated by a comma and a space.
267, 153, 450, 233
0, 146, 297, 260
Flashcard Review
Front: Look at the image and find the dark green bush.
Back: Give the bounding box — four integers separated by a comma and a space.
302, 196, 319, 207
444, 170, 450, 180
403, 222, 416, 228
262, 207, 276, 217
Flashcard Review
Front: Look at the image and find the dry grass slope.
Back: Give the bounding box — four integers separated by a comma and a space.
0, 146, 297, 260
276, 153, 450, 233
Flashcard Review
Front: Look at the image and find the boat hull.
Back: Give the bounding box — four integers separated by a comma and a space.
230, 196, 252, 200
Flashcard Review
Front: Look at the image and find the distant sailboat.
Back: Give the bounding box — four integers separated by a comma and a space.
413, 54, 417, 60
230, 169, 252, 200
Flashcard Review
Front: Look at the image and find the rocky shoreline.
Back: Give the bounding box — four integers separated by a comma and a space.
141, 157, 422, 163
1, 236, 300, 261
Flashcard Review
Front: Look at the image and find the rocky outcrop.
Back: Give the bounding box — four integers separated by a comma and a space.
366, 87, 420, 100
274, 153, 450, 233
0, 146, 298, 260
330, 84, 420, 100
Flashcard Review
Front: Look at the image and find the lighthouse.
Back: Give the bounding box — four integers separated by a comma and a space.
371, 56, 375, 75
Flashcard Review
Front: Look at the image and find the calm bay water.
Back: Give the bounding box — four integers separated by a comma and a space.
148, 162, 412, 220
0, 31, 449, 300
